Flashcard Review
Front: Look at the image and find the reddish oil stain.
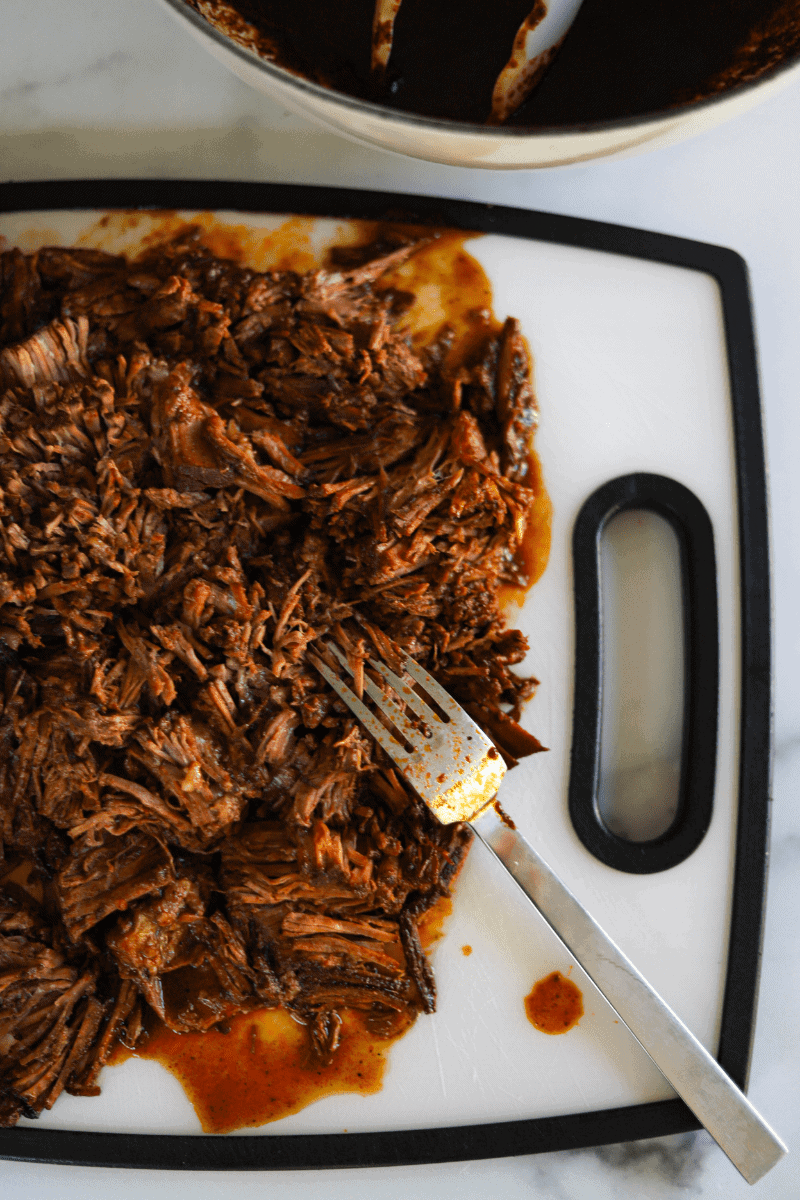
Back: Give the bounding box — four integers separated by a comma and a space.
498, 450, 553, 605
524, 970, 584, 1034
417, 895, 453, 946
461, 944, 473, 956
74, 210, 320, 273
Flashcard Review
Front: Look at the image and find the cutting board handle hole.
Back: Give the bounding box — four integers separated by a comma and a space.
569, 474, 719, 874
597, 509, 684, 842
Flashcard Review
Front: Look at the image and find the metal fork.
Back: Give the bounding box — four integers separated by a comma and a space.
311, 641, 787, 1186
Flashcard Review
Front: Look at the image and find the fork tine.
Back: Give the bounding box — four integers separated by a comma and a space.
359, 681, 426, 748
327, 644, 431, 746
368, 659, 442, 724
312, 643, 506, 825
309, 653, 413, 768
398, 653, 465, 721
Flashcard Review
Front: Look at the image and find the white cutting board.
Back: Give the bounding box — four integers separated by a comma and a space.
0, 210, 738, 1137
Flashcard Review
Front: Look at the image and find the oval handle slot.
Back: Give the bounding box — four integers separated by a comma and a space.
598, 509, 684, 842
569, 474, 719, 874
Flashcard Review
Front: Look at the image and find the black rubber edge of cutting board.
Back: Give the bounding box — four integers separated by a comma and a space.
0, 179, 770, 1169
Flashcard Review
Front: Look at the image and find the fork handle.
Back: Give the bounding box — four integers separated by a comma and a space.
472, 809, 787, 1185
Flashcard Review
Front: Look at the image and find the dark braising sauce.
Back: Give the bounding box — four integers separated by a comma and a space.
525, 970, 583, 1034
519, 0, 800, 126
501, 450, 552, 601
376, 0, 549, 123
228, 0, 376, 98
198, 0, 800, 125
221, 0, 538, 123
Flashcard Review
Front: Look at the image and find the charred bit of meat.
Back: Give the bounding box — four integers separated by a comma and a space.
0, 226, 544, 1126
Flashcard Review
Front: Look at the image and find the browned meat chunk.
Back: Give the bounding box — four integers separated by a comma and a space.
56, 831, 174, 941
0, 890, 140, 1125
107, 883, 259, 1033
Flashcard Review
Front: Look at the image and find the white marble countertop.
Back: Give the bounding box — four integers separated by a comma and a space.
1, 2, 799, 1196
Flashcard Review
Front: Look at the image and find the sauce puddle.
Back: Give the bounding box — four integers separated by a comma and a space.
524, 970, 583, 1034
111, 896, 454, 1132
111, 1006, 401, 1133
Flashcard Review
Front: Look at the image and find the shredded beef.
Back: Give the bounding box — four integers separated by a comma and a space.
0, 224, 544, 1126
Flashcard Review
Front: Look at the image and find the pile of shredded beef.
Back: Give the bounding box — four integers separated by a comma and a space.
0, 226, 543, 1128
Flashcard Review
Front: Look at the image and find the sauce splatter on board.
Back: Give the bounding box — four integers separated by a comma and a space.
74, 209, 320, 273
525, 971, 583, 1034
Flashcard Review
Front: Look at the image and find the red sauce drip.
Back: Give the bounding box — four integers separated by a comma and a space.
498, 450, 552, 606
493, 800, 516, 829
461, 944, 473, 956
524, 970, 583, 1034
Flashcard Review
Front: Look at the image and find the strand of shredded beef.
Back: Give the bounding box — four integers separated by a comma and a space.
0, 226, 544, 1127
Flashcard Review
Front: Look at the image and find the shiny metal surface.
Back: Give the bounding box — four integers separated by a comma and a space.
318, 643, 786, 1183
310, 643, 506, 824
473, 806, 787, 1185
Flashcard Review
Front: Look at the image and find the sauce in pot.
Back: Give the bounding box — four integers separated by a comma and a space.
194, 0, 800, 125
